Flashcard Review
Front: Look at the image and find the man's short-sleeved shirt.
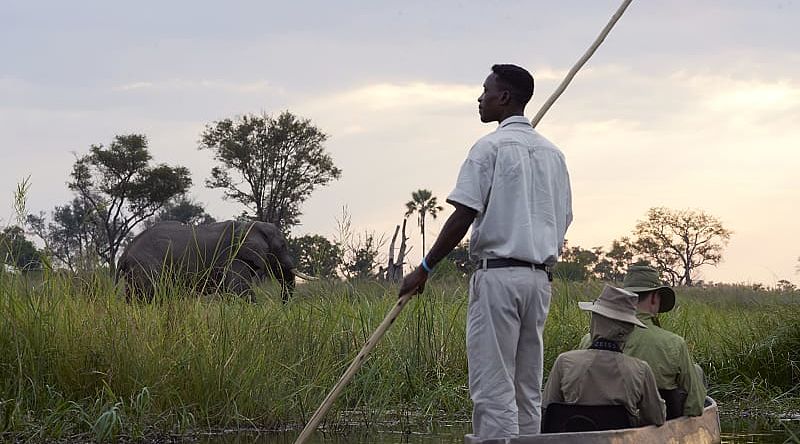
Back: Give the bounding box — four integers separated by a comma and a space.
447, 116, 573, 266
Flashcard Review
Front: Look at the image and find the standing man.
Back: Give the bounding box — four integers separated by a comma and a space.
399, 64, 573, 439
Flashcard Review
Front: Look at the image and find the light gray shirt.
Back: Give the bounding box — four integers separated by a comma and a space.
447, 116, 573, 266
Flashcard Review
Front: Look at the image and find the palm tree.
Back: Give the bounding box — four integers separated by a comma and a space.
404, 189, 444, 257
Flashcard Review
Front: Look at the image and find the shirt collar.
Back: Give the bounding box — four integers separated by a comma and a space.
636, 312, 657, 326
498, 115, 531, 129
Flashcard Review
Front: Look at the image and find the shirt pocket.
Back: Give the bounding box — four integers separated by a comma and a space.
495, 141, 527, 179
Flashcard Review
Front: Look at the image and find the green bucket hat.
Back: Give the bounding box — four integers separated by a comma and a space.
622, 265, 675, 313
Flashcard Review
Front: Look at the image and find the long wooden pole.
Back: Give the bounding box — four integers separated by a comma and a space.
295, 2, 634, 442
530, 0, 634, 128
294, 292, 415, 443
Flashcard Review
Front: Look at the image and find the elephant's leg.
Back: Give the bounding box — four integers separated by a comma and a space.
125, 274, 155, 303
280, 277, 295, 304
124, 279, 135, 303
225, 259, 256, 302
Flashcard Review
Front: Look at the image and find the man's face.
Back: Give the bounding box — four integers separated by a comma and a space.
643, 291, 661, 314
478, 73, 508, 123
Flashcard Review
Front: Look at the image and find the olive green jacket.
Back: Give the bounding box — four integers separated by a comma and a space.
579, 312, 706, 417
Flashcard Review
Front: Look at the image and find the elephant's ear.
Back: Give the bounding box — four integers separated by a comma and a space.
251, 221, 280, 242
247, 221, 295, 269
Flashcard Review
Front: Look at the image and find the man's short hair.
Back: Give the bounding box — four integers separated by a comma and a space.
491, 64, 534, 105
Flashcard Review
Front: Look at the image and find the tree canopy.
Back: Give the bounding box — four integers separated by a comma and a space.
444, 241, 474, 276
0, 226, 42, 271
27, 198, 103, 271
200, 111, 341, 230
404, 189, 443, 256
591, 238, 634, 282
551, 239, 635, 282
554, 242, 599, 281
146, 196, 216, 227
341, 233, 382, 279
632, 207, 732, 286
68, 134, 192, 273
288, 234, 342, 279
334, 206, 383, 279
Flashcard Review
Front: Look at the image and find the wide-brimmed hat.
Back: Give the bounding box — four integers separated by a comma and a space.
622, 265, 675, 313
578, 285, 647, 328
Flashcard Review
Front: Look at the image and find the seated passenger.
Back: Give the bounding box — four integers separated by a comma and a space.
543, 285, 666, 428
579, 265, 707, 418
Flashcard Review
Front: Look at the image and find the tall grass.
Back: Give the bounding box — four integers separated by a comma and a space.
1, 269, 799, 441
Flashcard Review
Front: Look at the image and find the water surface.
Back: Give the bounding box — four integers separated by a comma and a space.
195, 420, 799, 443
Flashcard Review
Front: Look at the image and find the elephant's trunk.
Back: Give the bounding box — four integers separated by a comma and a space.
291, 268, 318, 281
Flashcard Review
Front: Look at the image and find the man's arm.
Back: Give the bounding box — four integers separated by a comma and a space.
542, 356, 565, 409
639, 363, 667, 426
677, 341, 707, 416
578, 333, 591, 349
398, 201, 477, 296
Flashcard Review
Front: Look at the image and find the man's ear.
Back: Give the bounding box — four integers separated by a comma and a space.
651, 292, 661, 310
499, 90, 511, 105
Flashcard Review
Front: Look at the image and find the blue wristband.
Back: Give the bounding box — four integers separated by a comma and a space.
421, 258, 433, 273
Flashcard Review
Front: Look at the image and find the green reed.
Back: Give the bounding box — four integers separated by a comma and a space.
0, 269, 798, 441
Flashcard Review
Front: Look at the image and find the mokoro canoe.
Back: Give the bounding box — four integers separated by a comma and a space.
464, 396, 721, 444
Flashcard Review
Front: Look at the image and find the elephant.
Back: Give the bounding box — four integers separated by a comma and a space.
117, 220, 313, 302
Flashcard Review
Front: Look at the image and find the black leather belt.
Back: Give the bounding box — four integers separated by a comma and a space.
479, 258, 552, 281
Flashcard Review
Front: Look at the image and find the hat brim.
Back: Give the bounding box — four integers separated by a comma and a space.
579, 301, 647, 328
624, 285, 676, 313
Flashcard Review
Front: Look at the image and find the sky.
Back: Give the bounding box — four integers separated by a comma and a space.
1, 0, 798, 286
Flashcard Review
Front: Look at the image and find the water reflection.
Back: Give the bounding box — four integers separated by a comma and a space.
721, 418, 799, 443
194, 420, 797, 443
197, 426, 468, 443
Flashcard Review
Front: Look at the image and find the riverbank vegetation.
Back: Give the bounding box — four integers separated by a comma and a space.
1, 270, 799, 442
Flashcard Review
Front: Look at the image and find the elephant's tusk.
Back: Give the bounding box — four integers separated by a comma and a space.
291, 269, 318, 281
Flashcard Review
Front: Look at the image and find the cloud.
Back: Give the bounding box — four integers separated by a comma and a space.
532, 67, 569, 82
0, 77, 33, 94
535, 65, 800, 286
703, 80, 800, 113
113, 81, 153, 91
309, 82, 476, 112
111, 79, 283, 94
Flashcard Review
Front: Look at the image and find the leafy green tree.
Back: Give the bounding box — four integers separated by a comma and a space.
146, 196, 216, 227
404, 189, 443, 256
0, 226, 43, 271
200, 111, 341, 230
27, 198, 103, 271
776, 279, 796, 292
632, 207, 732, 286
605, 238, 635, 280
554, 241, 600, 281
553, 262, 588, 282
589, 247, 612, 281
592, 237, 634, 282
445, 241, 475, 276
68, 134, 192, 274
288, 234, 342, 279
333, 206, 384, 280
341, 233, 383, 279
